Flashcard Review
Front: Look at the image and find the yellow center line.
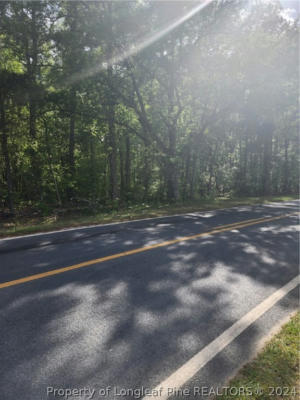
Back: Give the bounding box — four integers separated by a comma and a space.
0, 212, 298, 290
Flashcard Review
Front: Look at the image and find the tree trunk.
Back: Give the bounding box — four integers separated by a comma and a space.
29, 4, 38, 140
242, 136, 248, 194
44, 119, 62, 206
283, 137, 289, 193
182, 144, 191, 200
143, 148, 151, 201
165, 128, 179, 201
119, 140, 125, 202
0, 96, 14, 213
166, 164, 179, 202
68, 88, 76, 200
106, 3, 118, 202
125, 132, 131, 194
69, 93, 75, 176
107, 103, 117, 201
261, 122, 273, 195
189, 153, 197, 199
90, 134, 96, 201
165, 50, 179, 203
28, 4, 40, 198
69, 112, 75, 177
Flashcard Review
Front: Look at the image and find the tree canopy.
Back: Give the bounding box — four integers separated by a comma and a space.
0, 0, 299, 215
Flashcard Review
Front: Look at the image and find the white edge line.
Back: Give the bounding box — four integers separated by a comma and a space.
142, 275, 300, 400
1, 200, 299, 242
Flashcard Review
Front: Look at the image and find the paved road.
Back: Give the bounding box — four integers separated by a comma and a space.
0, 201, 299, 400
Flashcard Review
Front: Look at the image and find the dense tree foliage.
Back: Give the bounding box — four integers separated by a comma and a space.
0, 0, 299, 215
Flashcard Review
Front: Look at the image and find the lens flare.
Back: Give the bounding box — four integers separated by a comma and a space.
67, 0, 216, 85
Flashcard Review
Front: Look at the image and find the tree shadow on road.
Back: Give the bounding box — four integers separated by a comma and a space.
0, 212, 298, 400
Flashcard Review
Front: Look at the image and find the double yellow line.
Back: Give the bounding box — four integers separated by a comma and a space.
0, 212, 298, 290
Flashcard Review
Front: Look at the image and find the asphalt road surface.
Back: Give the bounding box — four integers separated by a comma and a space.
0, 201, 299, 400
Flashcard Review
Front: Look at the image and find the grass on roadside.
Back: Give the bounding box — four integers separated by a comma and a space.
217, 312, 300, 400
0, 194, 298, 238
